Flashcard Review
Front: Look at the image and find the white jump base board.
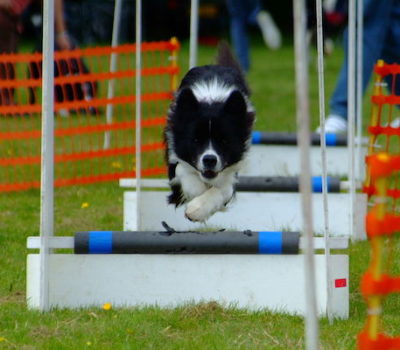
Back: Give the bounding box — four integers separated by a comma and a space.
245, 145, 366, 177
27, 253, 349, 318
124, 191, 367, 240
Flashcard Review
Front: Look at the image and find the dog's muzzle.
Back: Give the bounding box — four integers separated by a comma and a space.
201, 154, 218, 179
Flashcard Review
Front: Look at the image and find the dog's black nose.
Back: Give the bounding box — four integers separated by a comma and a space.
202, 154, 217, 168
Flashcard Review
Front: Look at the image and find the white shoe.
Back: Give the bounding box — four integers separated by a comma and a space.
58, 109, 70, 118
389, 117, 400, 128
256, 11, 282, 50
316, 114, 347, 134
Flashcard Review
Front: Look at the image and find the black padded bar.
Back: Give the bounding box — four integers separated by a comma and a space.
236, 176, 341, 193
74, 231, 300, 255
252, 131, 347, 146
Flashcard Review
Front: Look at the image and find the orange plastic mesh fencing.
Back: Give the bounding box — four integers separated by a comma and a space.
359, 61, 400, 350
0, 39, 180, 192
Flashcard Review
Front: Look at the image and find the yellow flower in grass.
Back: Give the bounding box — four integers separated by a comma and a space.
103, 302, 112, 311
81, 202, 90, 209
0, 337, 6, 342
111, 161, 122, 169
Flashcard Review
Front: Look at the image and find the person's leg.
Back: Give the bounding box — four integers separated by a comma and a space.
381, 2, 400, 96
255, 11, 282, 49
247, 1, 281, 50
226, 0, 251, 71
0, 10, 19, 106
245, 0, 260, 25
329, 0, 392, 121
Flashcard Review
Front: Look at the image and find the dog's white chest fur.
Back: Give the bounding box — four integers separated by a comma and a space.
174, 162, 240, 222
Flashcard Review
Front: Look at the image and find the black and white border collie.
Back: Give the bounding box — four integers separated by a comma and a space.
164, 42, 255, 222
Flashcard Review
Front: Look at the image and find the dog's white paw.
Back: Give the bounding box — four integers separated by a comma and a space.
185, 196, 213, 222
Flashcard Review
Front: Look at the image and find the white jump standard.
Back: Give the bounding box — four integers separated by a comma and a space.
27, 232, 349, 317
122, 187, 367, 239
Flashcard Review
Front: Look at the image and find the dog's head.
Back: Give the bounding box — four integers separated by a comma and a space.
168, 83, 254, 182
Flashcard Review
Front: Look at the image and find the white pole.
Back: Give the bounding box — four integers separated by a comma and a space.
39, 0, 55, 312
293, 0, 319, 349
315, 0, 333, 324
348, 0, 356, 241
189, 0, 199, 69
104, 0, 123, 149
135, 0, 142, 229
356, 0, 364, 181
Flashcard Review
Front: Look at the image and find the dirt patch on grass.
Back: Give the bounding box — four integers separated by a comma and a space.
0, 291, 25, 305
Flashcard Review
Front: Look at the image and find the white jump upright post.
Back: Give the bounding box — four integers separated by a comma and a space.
293, 0, 319, 348
104, 0, 123, 149
348, 0, 357, 241
134, 0, 142, 230
38, 0, 55, 312
315, 0, 334, 324
189, 0, 199, 69
356, 0, 364, 182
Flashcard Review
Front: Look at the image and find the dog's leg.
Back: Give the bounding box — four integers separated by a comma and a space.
176, 163, 208, 201
185, 185, 234, 222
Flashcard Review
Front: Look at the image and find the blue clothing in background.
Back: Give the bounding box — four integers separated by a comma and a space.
330, 0, 400, 120
226, 0, 261, 71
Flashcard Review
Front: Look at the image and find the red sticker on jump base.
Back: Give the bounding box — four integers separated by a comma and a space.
335, 278, 347, 288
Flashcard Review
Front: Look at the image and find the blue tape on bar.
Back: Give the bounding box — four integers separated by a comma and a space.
258, 231, 282, 254
89, 231, 113, 254
325, 133, 337, 146
252, 131, 262, 144
312, 176, 331, 192
312, 176, 322, 192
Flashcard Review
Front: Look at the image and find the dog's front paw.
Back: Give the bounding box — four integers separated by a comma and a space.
185, 196, 212, 222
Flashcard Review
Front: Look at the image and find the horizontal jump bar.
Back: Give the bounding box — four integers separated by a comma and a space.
27, 234, 348, 252
74, 231, 300, 254
119, 177, 348, 193
251, 131, 367, 146
236, 176, 341, 192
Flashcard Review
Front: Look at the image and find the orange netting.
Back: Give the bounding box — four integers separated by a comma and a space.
359, 61, 400, 349
0, 39, 180, 192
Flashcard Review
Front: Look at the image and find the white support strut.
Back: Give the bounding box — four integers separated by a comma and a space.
315, 0, 333, 324
104, 0, 123, 149
348, 0, 357, 242
135, 0, 142, 230
39, 0, 55, 313
293, 0, 319, 348
189, 0, 199, 69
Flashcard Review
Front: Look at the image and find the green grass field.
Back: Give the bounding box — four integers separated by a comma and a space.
0, 38, 399, 349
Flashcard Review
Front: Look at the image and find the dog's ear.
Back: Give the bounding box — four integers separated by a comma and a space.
176, 88, 198, 114
246, 110, 256, 126
223, 90, 247, 117
224, 90, 254, 128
